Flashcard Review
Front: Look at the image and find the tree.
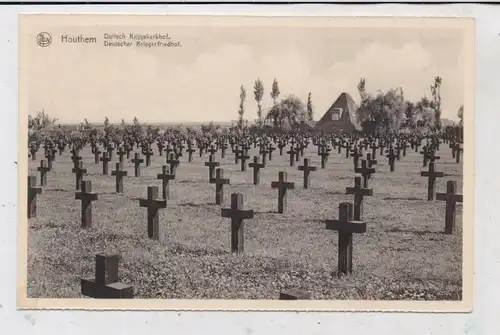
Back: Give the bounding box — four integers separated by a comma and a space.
306, 92, 313, 121
430, 76, 442, 130
355, 78, 406, 134
253, 79, 264, 127
265, 95, 306, 128
457, 105, 464, 126
270, 79, 280, 106
238, 85, 247, 130
104, 117, 109, 128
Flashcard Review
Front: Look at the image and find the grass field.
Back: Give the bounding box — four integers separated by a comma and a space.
27, 141, 463, 300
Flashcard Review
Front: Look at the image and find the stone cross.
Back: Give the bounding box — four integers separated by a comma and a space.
221, 193, 254, 254
204, 154, 220, 182
186, 146, 195, 163
143, 147, 154, 167
248, 156, 265, 185
386, 149, 396, 172
157, 165, 175, 200
286, 147, 297, 167
27, 176, 42, 218
298, 158, 317, 189
326, 202, 366, 276
166, 152, 179, 174
72, 161, 87, 190
131, 153, 144, 177
355, 159, 375, 188
271, 171, 295, 214
436, 180, 463, 234
210, 168, 230, 205
75, 180, 98, 229
94, 146, 102, 164
37, 160, 50, 186
238, 152, 250, 172
139, 186, 167, 240
100, 152, 111, 175
81, 254, 134, 299
111, 162, 128, 193
420, 161, 444, 201
318, 147, 329, 169
345, 176, 373, 221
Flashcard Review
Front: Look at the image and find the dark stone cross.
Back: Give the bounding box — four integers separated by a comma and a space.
298, 158, 317, 189
117, 147, 126, 168
75, 180, 98, 229
27, 176, 42, 218
286, 147, 297, 167
355, 159, 376, 188
259, 146, 268, 165
71, 150, 82, 169
157, 165, 175, 200
94, 146, 102, 164
166, 152, 179, 174
186, 146, 195, 162
248, 156, 265, 185
366, 153, 377, 167
111, 162, 128, 193
204, 154, 220, 182
221, 193, 254, 254
208, 145, 217, 156
345, 176, 373, 221
45, 150, 55, 170
318, 146, 329, 169
271, 171, 295, 214
72, 161, 87, 190
106, 144, 115, 160
454, 143, 463, 164
386, 149, 396, 172
436, 180, 463, 234
326, 202, 366, 276
350, 147, 362, 169
100, 152, 111, 175
131, 153, 144, 177
267, 144, 275, 161
420, 161, 444, 201
81, 254, 134, 299
37, 160, 50, 186
233, 146, 242, 164
139, 186, 167, 240
143, 147, 154, 167
238, 151, 250, 172
210, 168, 230, 205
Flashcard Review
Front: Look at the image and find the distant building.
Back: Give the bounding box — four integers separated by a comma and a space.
314, 92, 362, 135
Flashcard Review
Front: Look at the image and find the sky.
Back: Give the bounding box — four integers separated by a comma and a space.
23, 19, 466, 124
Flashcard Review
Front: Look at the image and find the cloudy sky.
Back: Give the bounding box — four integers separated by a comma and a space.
24, 20, 466, 124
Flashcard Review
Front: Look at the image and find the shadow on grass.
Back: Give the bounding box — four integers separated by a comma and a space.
382, 196, 422, 201
388, 227, 445, 236
46, 188, 67, 192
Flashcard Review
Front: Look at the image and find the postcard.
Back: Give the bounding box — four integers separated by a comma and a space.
18, 14, 474, 311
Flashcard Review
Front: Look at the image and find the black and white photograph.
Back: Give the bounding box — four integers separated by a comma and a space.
18, 14, 474, 310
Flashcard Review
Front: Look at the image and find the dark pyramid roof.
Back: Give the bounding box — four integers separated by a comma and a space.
316, 92, 362, 131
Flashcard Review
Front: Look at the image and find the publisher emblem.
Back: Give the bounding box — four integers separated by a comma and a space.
37, 32, 52, 47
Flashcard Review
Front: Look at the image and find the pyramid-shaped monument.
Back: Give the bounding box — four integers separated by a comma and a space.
314, 92, 362, 134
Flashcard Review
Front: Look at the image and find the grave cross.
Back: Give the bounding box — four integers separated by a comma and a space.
386, 149, 396, 172
100, 152, 111, 175
93, 146, 102, 164
204, 154, 220, 181
186, 146, 195, 162
81, 254, 134, 299
271, 171, 295, 214
166, 152, 180, 174
27, 176, 42, 218
131, 153, 144, 177
420, 161, 444, 201
156, 165, 175, 200
139, 186, 167, 240
117, 146, 126, 168
37, 160, 50, 186
111, 162, 128, 193
355, 160, 375, 188
318, 146, 329, 169
221, 193, 254, 254
72, 161, 87, 190
143, 147, 154, 167
326, 202, 366, 276
248, 156, 265, 185
238, 152, 250, 172
210, 168, 230, 205
71, 150, 82, 169
350, 147, 362, 169
436, 180, 463, 234
298, 158, 317, 189
345, 176, 373, 220
75, 180, 98, 229
286, 147, 297, 167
